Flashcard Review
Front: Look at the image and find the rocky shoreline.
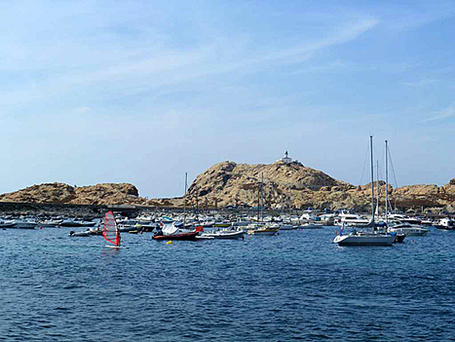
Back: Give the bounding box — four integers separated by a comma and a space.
0, 160, 454, 215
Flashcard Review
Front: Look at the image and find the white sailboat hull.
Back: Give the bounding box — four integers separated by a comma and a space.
334, 233, 395, 246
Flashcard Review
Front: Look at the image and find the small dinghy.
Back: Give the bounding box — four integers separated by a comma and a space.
69, 230, 92, 237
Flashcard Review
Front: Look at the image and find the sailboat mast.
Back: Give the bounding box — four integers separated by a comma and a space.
260, 172, 264, 222
385, 140, 389, 224
257, 185, 260, 220
376, 160, 380, 216
184, 172, 187, 224
370, 135, 375, 223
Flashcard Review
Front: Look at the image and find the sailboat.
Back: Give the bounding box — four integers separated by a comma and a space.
246, 173, 279, 236
383, 140, 427, 237
333, 136, 395, 246
153, 172, 202, 241
103, 211, 122, 249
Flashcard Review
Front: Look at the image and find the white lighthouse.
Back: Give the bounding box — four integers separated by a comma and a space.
279, 151, 293, 164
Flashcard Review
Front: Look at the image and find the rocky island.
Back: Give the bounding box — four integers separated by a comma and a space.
0, 155, 454, 215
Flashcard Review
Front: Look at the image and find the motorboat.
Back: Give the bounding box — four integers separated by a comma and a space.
152, 219, 202, 240
334, 210, 370, 227
434, 218, 455, 230
69, 229, 99, 237
419, 218, 434, 226
0, 220, 15, 228
38, 220, 62, 228
300, 222, 323, 229
197, 229, 244, 240
60, 219, 84, 227
13, 219, 38, 229
152, 231, 199, 241
388, 223, 428, 236
246, 223, 279, 236
387, 214, 421, 225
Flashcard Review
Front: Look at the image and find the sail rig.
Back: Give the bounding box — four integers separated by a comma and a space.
103, 211, 120, 247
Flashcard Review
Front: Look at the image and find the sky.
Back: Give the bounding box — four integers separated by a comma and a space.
1, 0, 454, 198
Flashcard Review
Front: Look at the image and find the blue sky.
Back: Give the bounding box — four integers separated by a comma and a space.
1, 0, 454, 198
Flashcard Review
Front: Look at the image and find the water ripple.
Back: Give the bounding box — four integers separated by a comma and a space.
0, 228, 454, 340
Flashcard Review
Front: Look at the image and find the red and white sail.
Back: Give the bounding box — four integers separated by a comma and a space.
102, 211, 120, 246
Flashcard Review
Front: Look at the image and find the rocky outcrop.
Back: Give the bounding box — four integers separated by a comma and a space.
0, 182, 148, 206
185, 160, 355, 210
183, 161, 455, 212
0, 162, 453, 213
73, 183, 141, 205
0, 183, 77, 204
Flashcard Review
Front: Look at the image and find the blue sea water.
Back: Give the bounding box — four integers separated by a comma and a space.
1, 227, 455, 341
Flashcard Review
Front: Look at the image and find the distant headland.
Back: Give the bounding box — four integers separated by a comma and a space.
1, 153, 454, 215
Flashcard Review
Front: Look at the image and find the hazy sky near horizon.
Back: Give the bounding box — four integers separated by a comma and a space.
1, 0, 454, 198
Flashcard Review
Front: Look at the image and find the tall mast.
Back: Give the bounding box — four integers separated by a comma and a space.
385, 140, 389, 224
184, 172, 187, 224
370, 135, 375, 223
376, 160, 380, 216
260, 172, 264, 222
257, 183, 260, 220
289, 186, 292, 216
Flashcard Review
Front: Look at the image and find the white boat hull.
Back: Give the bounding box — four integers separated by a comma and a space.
300, 223, 323, 229
334, 233, 395, 246
198, 231, 244, 239
389, 227, 428, 236
13, 221, 38, 229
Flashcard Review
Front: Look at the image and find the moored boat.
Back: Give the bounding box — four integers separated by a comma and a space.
0, 220, 15, 228
334, 137, 397, 247
388, 223, 428, 236
434, 218, 455, 230
300, 222, 323, 229
13, 219, 38, 229
152, 231, 200, 241
334, 231, 395, 246
197, 229, 244, 240
246, 223, 279, 236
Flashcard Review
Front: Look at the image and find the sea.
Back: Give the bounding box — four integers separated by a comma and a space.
1, 227, 454, 341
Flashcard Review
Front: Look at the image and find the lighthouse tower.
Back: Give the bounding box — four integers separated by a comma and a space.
280, 151, 293, 164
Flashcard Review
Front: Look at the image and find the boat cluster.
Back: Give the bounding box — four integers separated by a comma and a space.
0, 216, 97, 229
330, 209, 455, 246
1, 210, 453, 245
73, 210, 455, 242
94, 211, 327, 240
